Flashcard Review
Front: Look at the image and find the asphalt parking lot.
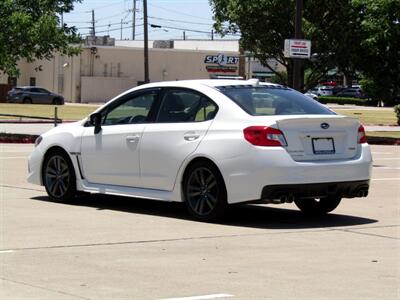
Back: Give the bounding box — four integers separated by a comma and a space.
0, 144, 399, 300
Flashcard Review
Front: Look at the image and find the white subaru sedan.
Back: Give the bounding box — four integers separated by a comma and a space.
28, 80, 372, 221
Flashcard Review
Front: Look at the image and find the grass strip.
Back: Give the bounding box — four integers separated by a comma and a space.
333, 109, 397, 126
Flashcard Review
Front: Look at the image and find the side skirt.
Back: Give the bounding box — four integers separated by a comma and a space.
79, 180, 181, 202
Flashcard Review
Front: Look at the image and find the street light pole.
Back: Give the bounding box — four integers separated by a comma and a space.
143, 0, 150, 83
292, 0, 303, 91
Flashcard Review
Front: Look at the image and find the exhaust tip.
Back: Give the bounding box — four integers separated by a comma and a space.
357, 189, 369, 198
287, 194, 295, 203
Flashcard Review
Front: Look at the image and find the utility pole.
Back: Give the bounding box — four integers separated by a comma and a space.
183, 31, 186, 40
211, 30, 214, 40
132, 0, 136, 40
61, 12, 64, 27
120, 19, 123, 40
292, 0, 303, 91
143, 0, 149, 83
91, 9, 96, 36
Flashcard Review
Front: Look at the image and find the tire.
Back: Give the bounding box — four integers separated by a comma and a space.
183, 160, 228, 222
42, 149, 77, 202
53, 98, 62, 105
294, 196, 342, 216
23, 97, 32, 104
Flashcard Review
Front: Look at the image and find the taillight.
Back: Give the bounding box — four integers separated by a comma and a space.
243, 126, 287, 147
358, 125, 367, 144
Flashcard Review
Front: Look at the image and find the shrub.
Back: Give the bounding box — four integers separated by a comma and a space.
394, 105, 400, 125
318, 96, 371, 106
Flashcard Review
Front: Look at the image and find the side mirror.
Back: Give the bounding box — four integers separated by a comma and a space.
90, 112, 102, 134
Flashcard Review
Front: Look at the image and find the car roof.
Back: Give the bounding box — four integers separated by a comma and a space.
140, 79, 283, 89
17, 86, 44, 89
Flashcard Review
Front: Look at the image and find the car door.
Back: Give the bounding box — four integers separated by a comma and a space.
39, 88, 52, 103
139, 88, 218, 191
28, 88, 40, 103
80, 89, 160, 187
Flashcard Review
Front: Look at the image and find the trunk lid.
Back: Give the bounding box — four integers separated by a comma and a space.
275, 115, 360, 161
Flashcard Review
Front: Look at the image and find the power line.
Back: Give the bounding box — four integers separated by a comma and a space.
96, 11, 130, 21
95, 23, 144, 34
150, 24, 210, 34
141, 0, 213, 21
148, 16, 213, 26
67, 1, 126, 14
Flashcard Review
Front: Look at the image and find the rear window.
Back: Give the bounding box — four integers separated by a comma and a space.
218, 86, 335, 116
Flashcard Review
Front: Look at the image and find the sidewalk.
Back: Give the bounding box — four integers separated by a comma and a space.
0, 122, 398, 136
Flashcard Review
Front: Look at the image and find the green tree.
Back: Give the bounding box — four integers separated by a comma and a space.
354, 0, 400, 105
211, 0, 295, 86
0, 0, 81, 76
209, 0, 374, 91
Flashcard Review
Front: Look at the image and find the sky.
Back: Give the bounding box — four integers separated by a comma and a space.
63, 0, 231, 41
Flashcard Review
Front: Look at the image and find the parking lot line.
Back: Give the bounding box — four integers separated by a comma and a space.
160, 294, 234, 300
373, 158, 400, 160
0, 250, 14, 254
0, 156, 26, 159
371, 152, 396, 154
371, 178, 400, 181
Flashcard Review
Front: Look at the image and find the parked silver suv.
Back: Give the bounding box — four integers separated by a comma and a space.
7, 86, 64, 105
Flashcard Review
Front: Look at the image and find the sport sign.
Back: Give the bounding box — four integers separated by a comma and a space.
204, 53, 239, 66
284, 39, 311, 59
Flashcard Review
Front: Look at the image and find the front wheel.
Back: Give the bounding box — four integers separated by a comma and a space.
294, 196, 342, 216
183, 161, 227, 222
53, 98, 62, 105
43, 150, 77, 202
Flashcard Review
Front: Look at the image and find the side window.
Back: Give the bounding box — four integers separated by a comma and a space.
157, 89, 218, 123
103, 91, 158, 125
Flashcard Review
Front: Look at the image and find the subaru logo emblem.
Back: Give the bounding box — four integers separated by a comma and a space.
321, 123, 330, 129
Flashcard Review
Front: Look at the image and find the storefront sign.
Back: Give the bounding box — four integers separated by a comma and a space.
204, 53, 239, 73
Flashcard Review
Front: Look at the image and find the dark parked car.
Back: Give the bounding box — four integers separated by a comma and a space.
7, 86, 64, 105
336, 87, 366, 98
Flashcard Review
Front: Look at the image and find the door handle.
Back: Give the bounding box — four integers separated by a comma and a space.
184, 132, 201, 141
126, 134, 140, 142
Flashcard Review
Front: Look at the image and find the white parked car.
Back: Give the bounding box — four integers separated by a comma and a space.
304, 92, 319, 100
28, 80, 372, 221
308, 86, 333, 97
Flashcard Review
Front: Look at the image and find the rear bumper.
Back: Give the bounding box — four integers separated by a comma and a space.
261, 180, 370, 201
218, 144, 372, 204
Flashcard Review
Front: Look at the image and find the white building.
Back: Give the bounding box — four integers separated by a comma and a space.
0, 39, 283, 103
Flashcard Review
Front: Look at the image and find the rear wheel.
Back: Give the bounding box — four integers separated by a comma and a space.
23, 97, 32, 104
183, 161, 227, 222
43, 150, 77, 202
294, 196, 342, 215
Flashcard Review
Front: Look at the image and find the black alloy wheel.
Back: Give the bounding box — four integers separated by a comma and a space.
23, 98, 32, 104
43, 150, 76, 202
184, 161, 227, 222
53, 98, 62, 105
294, 196, 342, 215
